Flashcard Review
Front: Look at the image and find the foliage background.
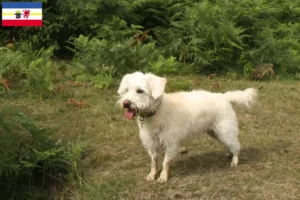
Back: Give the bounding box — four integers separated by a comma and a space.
1, 0, 300, 88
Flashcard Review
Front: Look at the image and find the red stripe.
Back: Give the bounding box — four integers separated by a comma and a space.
2, 20, 42, 27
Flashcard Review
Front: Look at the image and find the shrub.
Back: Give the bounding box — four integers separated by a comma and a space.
67, 34, 163, 88
149, 55, 183, 75
0, 106, 86, 199
0, 47, 24, 81
1, 0, 300, 93
0, 42, 60, 96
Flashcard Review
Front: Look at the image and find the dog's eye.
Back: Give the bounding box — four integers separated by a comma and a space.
136, 89, 144, 94
125, 88, 128, 92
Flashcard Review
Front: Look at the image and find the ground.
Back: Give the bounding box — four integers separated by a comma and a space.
2, 76, 300, 199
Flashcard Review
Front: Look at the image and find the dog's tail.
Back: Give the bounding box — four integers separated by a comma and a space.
223, 88, 258, 109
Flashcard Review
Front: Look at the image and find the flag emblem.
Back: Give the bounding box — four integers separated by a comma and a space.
2, 2, 42, 27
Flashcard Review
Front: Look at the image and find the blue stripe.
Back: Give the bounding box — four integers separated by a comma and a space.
2, 2, 42, 9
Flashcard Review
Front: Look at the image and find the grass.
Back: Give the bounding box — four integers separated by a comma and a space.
1, 75, 300, 199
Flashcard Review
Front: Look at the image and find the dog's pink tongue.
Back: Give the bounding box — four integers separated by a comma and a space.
125, 110, 134, 119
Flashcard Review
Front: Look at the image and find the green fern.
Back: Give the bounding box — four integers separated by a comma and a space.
149, 55, 182, 74
1, 0, 300, 78
0, 47, 24, 79
0, 106, 87, 199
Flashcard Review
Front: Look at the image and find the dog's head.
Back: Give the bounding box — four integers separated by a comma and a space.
117, 72, 167, 120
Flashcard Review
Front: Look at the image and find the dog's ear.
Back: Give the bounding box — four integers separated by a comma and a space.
117, 85, 123, 95
117, 75, 127, 95
145, 73, 167, 99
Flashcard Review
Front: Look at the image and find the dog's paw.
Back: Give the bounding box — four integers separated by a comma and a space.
157, 176, 168, 183
145, 174, 156, 181
230, 162, 236, 167
179, 146, 188, 155
230, 162, 238, 167
157, 173, 168, 183
230, 156, 238, 167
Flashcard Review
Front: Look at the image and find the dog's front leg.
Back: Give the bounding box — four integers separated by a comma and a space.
140, 131, 159, 181
145, 149, 158, 181
157, 144, 179, 183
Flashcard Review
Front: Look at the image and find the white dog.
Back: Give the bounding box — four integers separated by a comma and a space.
117, 72, 258, 183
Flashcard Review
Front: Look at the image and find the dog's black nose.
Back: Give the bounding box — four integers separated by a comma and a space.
123, 100, 131, 108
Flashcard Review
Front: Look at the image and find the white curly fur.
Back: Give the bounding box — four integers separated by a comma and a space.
117, 72, 258, 183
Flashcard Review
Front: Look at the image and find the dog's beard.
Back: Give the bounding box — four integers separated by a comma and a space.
121, 101, 141, 120
118, 96, 154, 120
124, 101, 159, 120
124, 103, 152, 120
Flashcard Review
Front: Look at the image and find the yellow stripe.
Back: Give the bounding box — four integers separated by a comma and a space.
2, 13, 42, 16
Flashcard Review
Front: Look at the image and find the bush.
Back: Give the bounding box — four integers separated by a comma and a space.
67, 34, 161, 88
0, 106, 86, 199
149, 55, 183, 75
68, 34, 159, 74
0, 43, 61, 96
1, 0, 300, 93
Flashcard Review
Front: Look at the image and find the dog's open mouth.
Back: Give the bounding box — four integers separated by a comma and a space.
125, 108, 138, 120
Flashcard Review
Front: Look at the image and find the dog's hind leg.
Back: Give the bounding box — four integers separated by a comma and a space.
207, 129, 233, 159
227, 138, 240, 167
213, 122, 241, 167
